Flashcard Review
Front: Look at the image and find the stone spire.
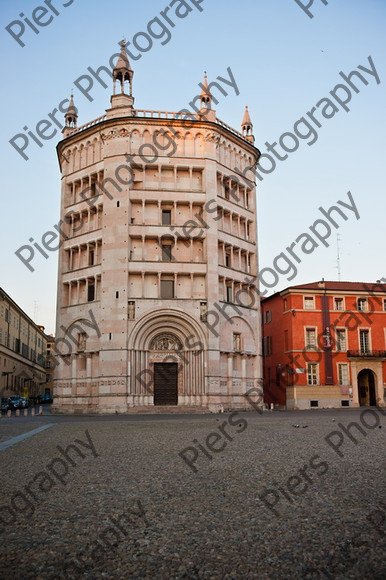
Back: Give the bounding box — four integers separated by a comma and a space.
241, 106, 254, 143
65, 93, 77, 128
109, 39, 135, 115
113, 39, 134, 97
200, 74, 212, 110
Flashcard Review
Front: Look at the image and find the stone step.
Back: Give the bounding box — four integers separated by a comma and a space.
125, 405, 211, 414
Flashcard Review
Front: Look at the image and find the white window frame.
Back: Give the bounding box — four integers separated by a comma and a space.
307, 362, 319, 385
337, 363, 350, 386
335, 328, 347, 351
334, 296, 345, 311
357, 297, 368, 312
358, 328, 371, 354
303, 296, 315, 310
305, 327, 317, 350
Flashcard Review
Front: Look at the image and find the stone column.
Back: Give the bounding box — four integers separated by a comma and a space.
71, 355, 77, 396
351, 361, 359, 407
227, 354, 233, 394
241, 355, 247, 393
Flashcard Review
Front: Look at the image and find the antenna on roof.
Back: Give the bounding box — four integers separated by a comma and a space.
336, 234, 342, 281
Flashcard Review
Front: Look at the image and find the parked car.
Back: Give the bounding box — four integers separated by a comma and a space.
8, 396, 21, 410
19, 397, 30, 409
38, 393, 53, 404
1, 398, 10, 412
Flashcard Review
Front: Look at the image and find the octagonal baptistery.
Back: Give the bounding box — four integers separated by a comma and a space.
53, 43, 262, 413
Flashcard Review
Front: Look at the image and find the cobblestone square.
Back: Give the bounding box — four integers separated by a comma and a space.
0, 408, 385, 578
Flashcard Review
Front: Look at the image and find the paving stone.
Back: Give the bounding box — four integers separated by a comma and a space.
0, 409, 384, 578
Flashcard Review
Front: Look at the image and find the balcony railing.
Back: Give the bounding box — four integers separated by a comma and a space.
347, 350, 386, 358
66, 110, 251, 143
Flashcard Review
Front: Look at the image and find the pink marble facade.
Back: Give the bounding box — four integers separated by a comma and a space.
53, 68, 262, 413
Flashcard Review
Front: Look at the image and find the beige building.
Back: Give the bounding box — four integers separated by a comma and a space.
53, 43, 262, 413
0, 287, 47, 400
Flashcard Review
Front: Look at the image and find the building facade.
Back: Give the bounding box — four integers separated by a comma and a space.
44, 334, 55, 396
261, 280, 386, 409
53, 43, 262, 413
0, 287, 47, 400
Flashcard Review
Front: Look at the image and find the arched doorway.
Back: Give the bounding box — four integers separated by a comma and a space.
128, 309, 206, 407
357, 369, 376, 406
150, 334, 181, 406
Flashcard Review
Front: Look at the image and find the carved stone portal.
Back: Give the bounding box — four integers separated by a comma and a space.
150, 334, 182, 351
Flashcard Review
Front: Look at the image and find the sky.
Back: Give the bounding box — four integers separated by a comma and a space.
0, 0, 385, 334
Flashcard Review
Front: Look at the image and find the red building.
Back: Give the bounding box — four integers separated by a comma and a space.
261, 280, 386, 409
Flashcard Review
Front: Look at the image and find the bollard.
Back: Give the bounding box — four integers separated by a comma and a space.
38, 405, 43, 415
7, 409, 11, 418
270, 403, 274, 411
15, 409, 20, 417
24, 408, 28, 417
31, 407, 35, 417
